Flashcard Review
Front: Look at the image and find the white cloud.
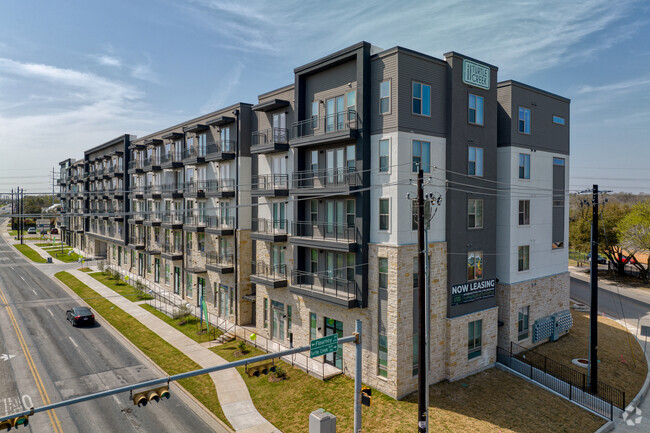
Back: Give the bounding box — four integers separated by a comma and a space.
577, 77, 650, 94
94, 54, 122, 68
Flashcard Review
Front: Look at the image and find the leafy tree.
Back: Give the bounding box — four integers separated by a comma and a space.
618, 200, 650, 281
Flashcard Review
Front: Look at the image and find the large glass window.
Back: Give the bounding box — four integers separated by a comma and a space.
552, 115, 565, 125
379, 139, 389, 173
311, 101, 319, 129
412, 82, 431, 116
467, 251, 483, 281
379, 257, 388, 289
518, 107, 531, 134
468, 146, 484, 176
468, 199, 483, 229
264, 297, 268, 329
518, 245, 530, 271
378, 334, 388, 378
379, 80, 390, 114
468, 320, 482, 359
468, 94, 484, 125
412, 140, 431, 172
379, 199, 389, 231
310, 312, 317, 340
518, 306, 530, 340
519, 200, 530, 225
519, 153, 530, 179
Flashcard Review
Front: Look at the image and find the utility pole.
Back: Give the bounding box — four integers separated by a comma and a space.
52, 167, 56, 206
20, 187, 24, 245
589, 184, 599, 393
417, 167, 427, 433
11, 188, 14, 232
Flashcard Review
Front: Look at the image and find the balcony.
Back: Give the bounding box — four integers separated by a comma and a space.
161, 183, 184, 199
182, 147, 206, 165
130, 186, 145, 199
290, 221, 357, 252
143, 211, 163, 226
161, 212, 184, 229
127, 212, 145, 225
161, 242, 183, 260
290, 270, 358, 308
205, 216, 235, 236
160, 152, 183, 169
183, 214, 208, 232
144, 184, 163, 199
128, 160, 144, 174
290, 110, 357, 148
251, 174, 288, 197
183, 181, 206, 198
129, 235, 145, 249
291, 167, 360, 195
251, 218, 287, 242
204, 179, 235, 198
205, 252, 234, 274
251, 128, 289, 154
250, 261, 287, 288
205, 140, 236, 162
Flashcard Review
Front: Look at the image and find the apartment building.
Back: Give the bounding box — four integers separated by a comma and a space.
57, 41, 570, 401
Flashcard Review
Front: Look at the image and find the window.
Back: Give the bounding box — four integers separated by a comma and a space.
467, 251, 483, 281
310, 312, 317, 340
518, 107, 531, 134
468, 320, 482, 359
553, 157, 565, 166
379, 199, 389, 231
518, 245, 530, 271
379, 139, 389, 172
346, 199, 355, 227
310, 150, 318, 174
378, 334, 388, 378
165, 263, 170, 285
519, 154, 530, 179
412, 140, 431, 172
468, 199, 483, 229
186, 273, 193, 297
412, 82, 431, 116
310, 249, 318, 274
468, 94, 484, 125
287, 305, 292, 338
264, 298, 268, 329
379, 80, 390, 114
310, 200, 318, 225
378, 256, 388, 378
468, 146, 484, 176
198, 233, 205, 252
379, 257, 388, 289
311, 101, 319, 128
519, 200, 530, 225
552, 115, 565, 125
518, 306, 530, 340
347, 90, 356, 114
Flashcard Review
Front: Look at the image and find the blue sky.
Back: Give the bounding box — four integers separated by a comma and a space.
1, 0, 649, 194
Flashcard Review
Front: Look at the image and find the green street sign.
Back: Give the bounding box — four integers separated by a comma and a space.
310, 334, 338, 358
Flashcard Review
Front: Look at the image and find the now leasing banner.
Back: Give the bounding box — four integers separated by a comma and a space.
451, 278, 497, 306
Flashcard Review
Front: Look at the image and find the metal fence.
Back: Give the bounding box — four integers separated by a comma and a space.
498, 344, 625, 419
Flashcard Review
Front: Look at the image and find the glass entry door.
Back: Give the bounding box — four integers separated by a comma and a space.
219, 285, 228, 317
174, 266, 181, 294
272, 301, 285, 341
324, 317, 343, 369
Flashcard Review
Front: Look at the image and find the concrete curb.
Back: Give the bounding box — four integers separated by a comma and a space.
52, 270, 235, 433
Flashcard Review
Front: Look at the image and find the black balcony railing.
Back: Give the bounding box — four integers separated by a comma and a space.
161, 152, 182, 164
129, 235, 145, 245
252, 261, 286, 279
206, 252, 234, 267
291, 221, 356, 243
252, 218, 288, 235
161, 242, 183, 255
207, 215, 234, 229
184, 214, 208, 226
293, 109, 357, 139
291, 167, 360, 189
251, 127, 289, 147
252, 174, 289, 191
162, 183, 184, 195
205, 178, 235, 192
206, 140, 236, 155
291, 270, 356, 301
162, 212, 184, 224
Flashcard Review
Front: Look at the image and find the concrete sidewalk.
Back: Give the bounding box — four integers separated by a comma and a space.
63, 267, 280, 433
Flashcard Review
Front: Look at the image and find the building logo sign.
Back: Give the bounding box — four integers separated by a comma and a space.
463, 59, 490, 90
451, 278, 496, 305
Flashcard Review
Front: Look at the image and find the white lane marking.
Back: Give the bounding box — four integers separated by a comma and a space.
32, 289, 37, 295
112, 395, 121, 405
20, 276, 26, 283
69, 337, 78, 348
47, 308, 54, 318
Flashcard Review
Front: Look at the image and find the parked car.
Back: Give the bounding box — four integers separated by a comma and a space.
50, 228, 59, 234
622, 256, 638, 265
587, 253, 607, 264
27, 227, 36, 234
66, 307, 95, 327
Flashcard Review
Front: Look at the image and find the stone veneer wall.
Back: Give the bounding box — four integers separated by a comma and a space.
496, 271, 570, 349
445, 307, 498, 381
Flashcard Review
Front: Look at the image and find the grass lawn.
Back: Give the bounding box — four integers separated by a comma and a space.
46, 249, 81, 263
54, 271, 231, 429
88, 271, 153, 301
212, 340, 604, 433
8, 230, 28, 236
141, 304, 222, 343
14, 244, 47, 263
534, 305, 647, 403
78, 267, 93, 272
35, 242, 65, 247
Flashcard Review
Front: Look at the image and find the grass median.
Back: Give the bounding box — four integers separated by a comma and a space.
141, 304, 222, 343
46, 249, 81, 263
14, 244, 47, 263
89, 271, 152, 301
54, 271, 232, 430
211, 340, 604, 433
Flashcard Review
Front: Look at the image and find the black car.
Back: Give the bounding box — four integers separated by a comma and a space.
587, 253, 607, 264
50, 228, 59, 234
66, 307, 95, 326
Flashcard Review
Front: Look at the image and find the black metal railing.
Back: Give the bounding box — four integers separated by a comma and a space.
252, 261, 286, 279
291, 167, 360, 189
129, 235, 145, 245
251, 127, 289, 147
184, 214, 208, 226
207, 215, 234, 229
205, 178, 235, 192
252, 174, 289, 191
206, 140, 236, 155
162, 183, 184, 194
162, 212, 184, 224
206, 252, 234, 267
182, 147, 197, 159
292, 109, 357, 139
252, 218, 288, 235
291, 221, 356, 243
161, 242, 183, 255
290, 270, 356, 300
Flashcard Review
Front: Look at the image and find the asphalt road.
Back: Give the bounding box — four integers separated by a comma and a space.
0, 225, 221, 432
570, 276, 650, 323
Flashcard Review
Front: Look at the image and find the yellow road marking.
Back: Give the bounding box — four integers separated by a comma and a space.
0, 287, 63, 433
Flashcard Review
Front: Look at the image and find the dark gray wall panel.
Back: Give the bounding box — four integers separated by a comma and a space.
370, 53, 398, 133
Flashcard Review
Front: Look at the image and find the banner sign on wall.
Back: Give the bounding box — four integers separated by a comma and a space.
451, 278, 497, 305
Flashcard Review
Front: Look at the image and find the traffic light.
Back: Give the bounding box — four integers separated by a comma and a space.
132, 386, 170, 407
245, 361, 277, 377
361, 386, 372, 407
0, 414, 29, 430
